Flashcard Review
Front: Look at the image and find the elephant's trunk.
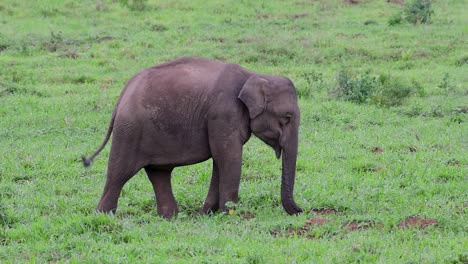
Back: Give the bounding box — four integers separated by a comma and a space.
280, 126, 303, 215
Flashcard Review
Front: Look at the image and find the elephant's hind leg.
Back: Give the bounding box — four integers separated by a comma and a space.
144, 166, 178, 219
96, 138, 141, 214
97, 165, 140, 214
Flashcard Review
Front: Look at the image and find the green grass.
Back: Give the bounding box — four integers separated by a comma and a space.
0, 0, 467, 262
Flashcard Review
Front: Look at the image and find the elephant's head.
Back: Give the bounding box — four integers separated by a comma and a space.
238, 75, 303, 215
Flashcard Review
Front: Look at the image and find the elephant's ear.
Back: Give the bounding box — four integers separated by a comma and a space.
238, 76, 269, 119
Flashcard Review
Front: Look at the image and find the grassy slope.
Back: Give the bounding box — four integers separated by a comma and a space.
0, 0, 467, 262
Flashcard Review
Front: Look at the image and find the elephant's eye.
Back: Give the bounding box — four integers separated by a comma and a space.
282, 113, 292, 126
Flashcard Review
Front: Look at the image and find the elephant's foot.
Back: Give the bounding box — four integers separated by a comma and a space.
96, 204, 117, 214
157, 205, 179, 219
201, 199, 219, 214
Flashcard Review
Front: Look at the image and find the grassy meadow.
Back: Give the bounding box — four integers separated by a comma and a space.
0, 0, 467, 262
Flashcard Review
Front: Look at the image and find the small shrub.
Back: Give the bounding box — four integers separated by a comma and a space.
0, 34, 10, 52
150, 24, 168, 32
331, 69, 377, 104
119, 0, 148, 12
404, 0, 433, 24
330, 69, 414, 107
371, 75, 412, 107
388, 13, 403, 26
388, 0, 433, 26
412, 79, 426, 97
455, 55, 468, 66
297, 70, 326, 98
437, 73, 455, 94
43, 31, 64, 52
0, 203, 17, 227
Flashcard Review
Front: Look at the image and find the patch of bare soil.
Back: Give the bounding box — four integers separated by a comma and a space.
409, 146, 418, 152
292, 13, 309, 19
305, 217, 331, 226
95, 36, 114, 43
372, 147, 384, 154
344, 0, 359, 4
344, 220, 382, 231
397, 216, 438, 229
59, 51, 80, 59
271, 217, 331, 240
445, 159, 461, 166
236, 37, 259, 44
240, 212, 255, 220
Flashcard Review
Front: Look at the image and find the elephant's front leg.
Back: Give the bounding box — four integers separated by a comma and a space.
201, 161, 220, 213
144, 166, 178, 219
208, 136, 243, 213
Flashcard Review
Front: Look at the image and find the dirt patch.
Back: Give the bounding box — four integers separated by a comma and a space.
95, 36, 114, 43
409, 146, 418, 152
310, 208, 340, 215
445, 159, 461, 166
240, 212, 255, 220
305, 217, 331, 226
271, 217, 331, 240
364, 20, 378, 26
372, 147, 384, 154
236, 37, 259, 44
256, 14, 274, 20
59, 51, 80, 59
344, 220, 381, 231
292, 13, 309, 19
344, 0, 359, 4
206, 37, 225, 43
397, 216, 438, 229
453, 106, 468, 114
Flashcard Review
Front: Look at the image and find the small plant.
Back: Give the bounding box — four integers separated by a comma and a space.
298, 70, 326, 98
437, 73, 455, 94
404, 0, 433, 24
331, 69, 377, 104
43, 31, 64, 52
371, 74, 412, 107
330, 69, 414, 107
150, 24, 169, 32
388, 13, 403, 26
119, 0, 148, 11
388, 0, 433, 25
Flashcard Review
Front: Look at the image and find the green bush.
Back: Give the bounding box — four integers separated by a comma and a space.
404, 0, 433, 24
297, 70, 326, 98
388, 0, 433, 25
332, 69, 377, 104
119, 0, 148, 11
330, 69, 415, 107
388, 13, 403, 26
371, 75, 412, 107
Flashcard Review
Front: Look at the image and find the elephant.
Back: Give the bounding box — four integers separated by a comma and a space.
82, 57, 303, 218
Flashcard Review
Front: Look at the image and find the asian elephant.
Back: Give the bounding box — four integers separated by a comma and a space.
82, 57, 303, 218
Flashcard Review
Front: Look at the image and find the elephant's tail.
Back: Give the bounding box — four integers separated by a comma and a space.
82, 108, 116, 167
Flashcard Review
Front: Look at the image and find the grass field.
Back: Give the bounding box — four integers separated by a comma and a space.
0, 0, 467, 262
